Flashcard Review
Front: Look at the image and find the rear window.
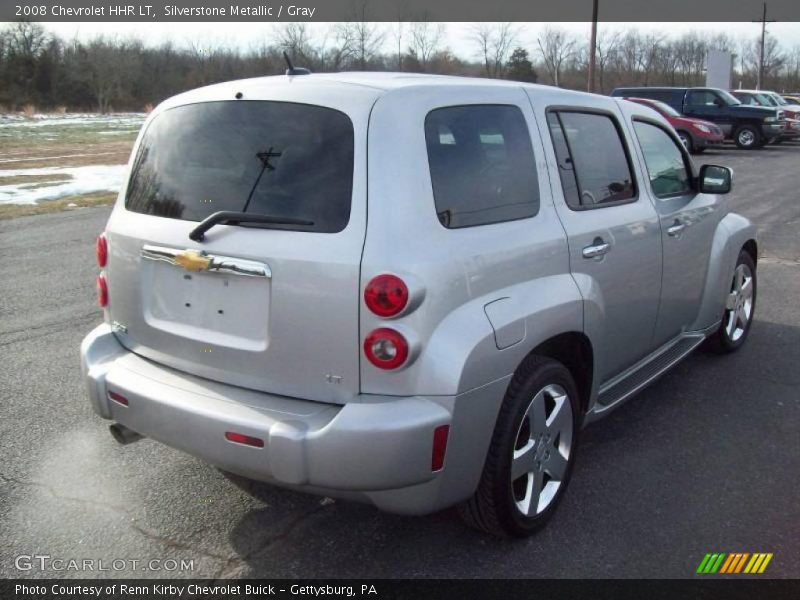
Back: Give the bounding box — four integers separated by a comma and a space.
125, 101, 354, 233
424, 105, 539, 228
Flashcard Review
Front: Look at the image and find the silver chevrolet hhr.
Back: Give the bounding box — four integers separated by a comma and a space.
81, 72, 757, 536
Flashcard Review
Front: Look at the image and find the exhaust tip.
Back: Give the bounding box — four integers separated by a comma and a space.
109, 423, 143, 445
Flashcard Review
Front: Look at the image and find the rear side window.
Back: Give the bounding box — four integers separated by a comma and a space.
628, 90, 674, 104
424, 105, 539, 228
632, 121, 693, 198
125, 101, 354, 233
547, 110, 636, 209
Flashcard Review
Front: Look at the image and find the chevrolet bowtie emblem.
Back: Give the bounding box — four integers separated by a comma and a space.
175, 250, 211, 272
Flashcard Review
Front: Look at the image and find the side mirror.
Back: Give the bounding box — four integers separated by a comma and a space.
698, 164, 733, 194
713, 98, 724, 107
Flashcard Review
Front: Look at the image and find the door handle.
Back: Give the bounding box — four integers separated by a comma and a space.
582, 239, 611, 259
667, 221, 687, 237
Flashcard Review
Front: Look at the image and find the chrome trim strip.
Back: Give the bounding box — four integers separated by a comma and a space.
140, 245, 271, 278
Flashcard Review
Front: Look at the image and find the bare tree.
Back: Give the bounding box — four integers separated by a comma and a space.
471, 23, 517, 78
82, 37, 124, 113
537, 27, 576, 87
743, 33, 785, 86
408, 21, 445, 72
6, 20, 49, 59
595, 30, 621, 93
277, 23, 314, 64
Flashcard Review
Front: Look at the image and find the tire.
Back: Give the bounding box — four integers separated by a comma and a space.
677, 131, 693, 154
705, 250, 757, 354
734, 124, 761, 149
693, 147, 706, 154
458, 356, 580, 537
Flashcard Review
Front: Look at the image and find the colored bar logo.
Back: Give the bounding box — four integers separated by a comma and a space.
696, 553, 773, 574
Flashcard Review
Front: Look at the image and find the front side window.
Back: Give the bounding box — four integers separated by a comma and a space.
424, 105, 539, 228
547, 110, 636, 209
686, 90, 719, 106
126, 101, 355, 233
633, 121, 693, 198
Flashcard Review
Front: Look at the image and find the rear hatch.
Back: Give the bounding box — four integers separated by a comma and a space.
104, 90, 374, 403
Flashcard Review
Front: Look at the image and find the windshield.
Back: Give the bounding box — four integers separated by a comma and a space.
771, 93, 788, 105
125, 101, 355, 233
717, 90, 742, 106
758, 93, 778, 106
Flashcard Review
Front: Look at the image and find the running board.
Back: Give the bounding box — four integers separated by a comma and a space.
594, 334, 706, 414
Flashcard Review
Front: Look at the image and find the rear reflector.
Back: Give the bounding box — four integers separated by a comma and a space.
108, 391, 129, 406
225, 431, 265, 448
431, 424, 450, 472
96, 233, 108, 268
96, 274, 108, 307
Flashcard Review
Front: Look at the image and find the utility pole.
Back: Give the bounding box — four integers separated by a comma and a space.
753, 2, 776, 90
588, 0, 599, 92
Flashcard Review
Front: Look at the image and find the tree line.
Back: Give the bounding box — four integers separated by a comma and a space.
2, 20, 799, 113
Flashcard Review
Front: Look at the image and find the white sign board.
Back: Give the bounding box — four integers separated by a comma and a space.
706, 50, 733, 90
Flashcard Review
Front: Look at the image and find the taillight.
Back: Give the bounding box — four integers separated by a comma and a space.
96, 274, 108, 307
431, 424, 450, 471
108, 391, 129, 406
225, 432, 265, 448
364, 274, 408, 317
364, 327, 409, 370
96, 233, 108, 268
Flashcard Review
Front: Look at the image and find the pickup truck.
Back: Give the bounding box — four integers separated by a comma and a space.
611, 86, 782, 149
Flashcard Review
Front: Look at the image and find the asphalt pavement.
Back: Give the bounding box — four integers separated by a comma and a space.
1, 142, 798, 579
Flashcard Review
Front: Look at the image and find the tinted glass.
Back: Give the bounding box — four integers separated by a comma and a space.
629, 90, 675, 104
546, 112, 581, 209
686, 90, 719, 106
633, 121, 692, 198
425, 105, 539, 228
555, 111, 636, 207
126, 101, 354, 233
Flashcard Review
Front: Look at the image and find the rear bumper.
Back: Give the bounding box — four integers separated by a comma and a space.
81, 324, 506, 514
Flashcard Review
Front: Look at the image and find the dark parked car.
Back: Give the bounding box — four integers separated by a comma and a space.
623, 97, 724, 153
611, 86, 782, 149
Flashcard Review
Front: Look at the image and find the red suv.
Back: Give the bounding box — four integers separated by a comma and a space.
623, 97, 724, 154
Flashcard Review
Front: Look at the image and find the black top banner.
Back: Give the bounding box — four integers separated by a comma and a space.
1, 0, 800, 22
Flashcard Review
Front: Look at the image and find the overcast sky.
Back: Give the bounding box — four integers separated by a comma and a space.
36, 22, 800, 59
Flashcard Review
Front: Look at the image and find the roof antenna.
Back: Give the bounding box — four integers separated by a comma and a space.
283, 51, 311, 76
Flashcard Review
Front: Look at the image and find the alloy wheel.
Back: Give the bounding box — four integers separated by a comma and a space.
724, 263, 754, 342
511, 384, 573, 516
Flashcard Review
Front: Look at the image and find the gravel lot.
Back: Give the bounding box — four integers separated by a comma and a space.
1, 142, 798, 579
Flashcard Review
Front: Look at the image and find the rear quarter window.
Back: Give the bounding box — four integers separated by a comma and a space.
424, 105, 540, 229
125, 101, 354, 233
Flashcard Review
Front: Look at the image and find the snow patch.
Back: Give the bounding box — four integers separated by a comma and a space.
0, 164, 127, 205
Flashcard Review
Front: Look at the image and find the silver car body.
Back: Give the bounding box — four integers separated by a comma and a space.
81, 73, 757, 515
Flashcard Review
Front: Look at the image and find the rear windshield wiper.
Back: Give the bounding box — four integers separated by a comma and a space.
189, 211, 314, 242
